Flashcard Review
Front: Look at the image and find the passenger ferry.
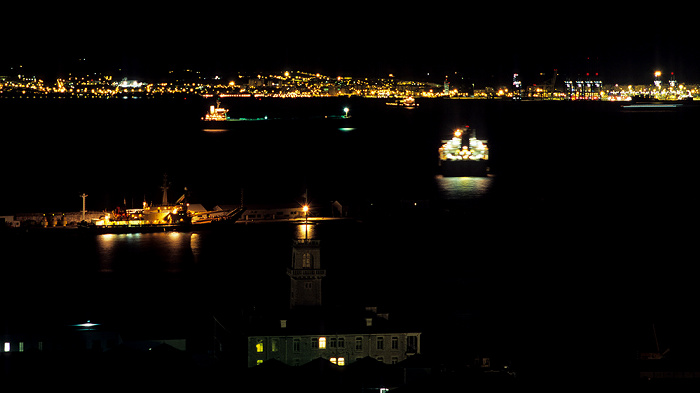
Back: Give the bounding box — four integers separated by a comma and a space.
386, 96, 418, 108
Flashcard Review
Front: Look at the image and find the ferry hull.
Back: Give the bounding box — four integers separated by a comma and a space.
439, 160, 489, 177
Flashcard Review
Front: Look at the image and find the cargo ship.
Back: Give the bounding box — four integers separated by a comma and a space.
438, 126, 489, 176
86, 175, 192, 233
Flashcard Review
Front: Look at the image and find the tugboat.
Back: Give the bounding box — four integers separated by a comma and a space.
438, 126, 489, 176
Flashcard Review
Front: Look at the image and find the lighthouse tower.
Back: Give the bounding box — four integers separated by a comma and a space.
287, 239, 326, 309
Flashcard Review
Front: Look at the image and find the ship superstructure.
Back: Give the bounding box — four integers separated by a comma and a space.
90, 175, 191, 231
438, 126, 489, 176
202, 100, 230, 121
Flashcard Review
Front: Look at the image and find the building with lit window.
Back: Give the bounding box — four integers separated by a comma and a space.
245, 238, 421, 368
246, 307, 421, 367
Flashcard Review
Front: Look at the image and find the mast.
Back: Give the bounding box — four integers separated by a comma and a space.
79, 193, 88, 222
161, 173, 170, 205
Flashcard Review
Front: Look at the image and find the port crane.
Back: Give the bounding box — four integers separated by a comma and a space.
541, 69, 558, 99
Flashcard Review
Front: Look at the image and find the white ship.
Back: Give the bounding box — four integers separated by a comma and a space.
438, 126, 490, 176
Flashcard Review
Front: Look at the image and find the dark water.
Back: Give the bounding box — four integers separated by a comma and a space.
2, 97, 699, 381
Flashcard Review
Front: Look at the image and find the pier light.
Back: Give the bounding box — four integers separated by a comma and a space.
303, 205, 309, 213
74, 321, 99, 328
71, 321, 100, 330
343, 107, 350, 117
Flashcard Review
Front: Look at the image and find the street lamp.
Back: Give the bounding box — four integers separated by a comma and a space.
302, 205, 310, 239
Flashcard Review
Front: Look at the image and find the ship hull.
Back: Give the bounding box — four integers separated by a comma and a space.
80, 223, 190, 234
439, 160, 489, 177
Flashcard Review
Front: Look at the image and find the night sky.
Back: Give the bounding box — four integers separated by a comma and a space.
4, 3, 699, 85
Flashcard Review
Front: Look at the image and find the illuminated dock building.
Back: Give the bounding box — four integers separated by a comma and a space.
565, 75, 603, 100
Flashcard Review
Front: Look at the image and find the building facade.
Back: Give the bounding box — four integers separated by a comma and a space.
247, 312, 421, 367
246, 236, 421, 368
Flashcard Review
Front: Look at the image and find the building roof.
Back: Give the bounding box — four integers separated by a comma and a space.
187, 203, 208, 213
245, 306, 420, 337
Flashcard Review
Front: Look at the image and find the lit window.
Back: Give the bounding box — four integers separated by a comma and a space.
256, 340, 264, 353
257, 359, 263, 365
319, 337, 326, 349
330, 357, 345, 366
3, 342, 9, 352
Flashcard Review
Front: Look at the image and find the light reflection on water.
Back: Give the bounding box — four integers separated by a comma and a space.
435, 176, 493, 200
96, 232, 194, 273
295, 222, 317, 239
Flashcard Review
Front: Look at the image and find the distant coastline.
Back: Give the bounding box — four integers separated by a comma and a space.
2, 69, 698, 101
